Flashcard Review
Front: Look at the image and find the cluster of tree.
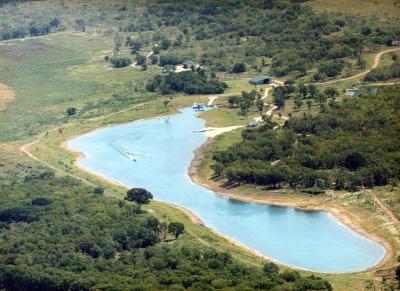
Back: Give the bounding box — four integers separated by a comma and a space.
0, 17, 61, 40
213, 85, 400, 192
0, 165, 332, 290
146, 70, 227, 95
273, 82, 339, 111
228, 90, 264, 115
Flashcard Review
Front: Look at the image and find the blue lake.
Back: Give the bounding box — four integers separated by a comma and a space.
69, 108, 385, 273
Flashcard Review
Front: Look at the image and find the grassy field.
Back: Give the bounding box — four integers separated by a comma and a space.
309, 0, 400, 19
0, 33, 159, 142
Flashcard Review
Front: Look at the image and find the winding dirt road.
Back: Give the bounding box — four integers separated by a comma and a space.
369, 191, 400, 225
316, 47, 400, 85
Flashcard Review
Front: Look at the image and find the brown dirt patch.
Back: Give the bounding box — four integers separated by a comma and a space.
0, 82, 14, 111
0, 40, 51, 60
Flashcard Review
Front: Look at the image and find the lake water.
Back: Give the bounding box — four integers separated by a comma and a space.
69, 108, 385, 272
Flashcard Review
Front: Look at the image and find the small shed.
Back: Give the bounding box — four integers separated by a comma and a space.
249, 75, 272, 85
345, 88, 360, 97
246, 121, 258, 128
391, 40, 400, 46
182, 60, 195, 69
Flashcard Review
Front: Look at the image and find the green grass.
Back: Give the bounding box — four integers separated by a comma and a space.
308, 0, 400, 20
0, 33, 158, 142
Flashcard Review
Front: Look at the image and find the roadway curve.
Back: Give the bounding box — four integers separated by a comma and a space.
315, 47, 400, 85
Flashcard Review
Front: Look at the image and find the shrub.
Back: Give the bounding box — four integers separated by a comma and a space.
31, 197, 52, 206
111, 57, 132, 68
231, 63, 246, 73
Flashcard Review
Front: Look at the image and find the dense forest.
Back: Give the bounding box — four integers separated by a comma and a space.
213, 85, 400, 192
1, 0, 399, 80
0, 165, 331, 290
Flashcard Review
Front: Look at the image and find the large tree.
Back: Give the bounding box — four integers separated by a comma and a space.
125, 188, 153, 209
168, 222, 185, 239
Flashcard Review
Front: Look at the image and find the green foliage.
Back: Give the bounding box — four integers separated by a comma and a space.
66, 107, 77, 116
75, 19, 85, 32
231, 63, 246, 73
146, 71, 227, 95
0, 167, 332, 290
364, 60, 400, 82
110, 57, 132, 68
125, 188, 153, 208
263, 262, 279, 276
159, 54, 180, 66
168, 222, 184, 239
213, 85, 400, 191
31, 197, 52, 206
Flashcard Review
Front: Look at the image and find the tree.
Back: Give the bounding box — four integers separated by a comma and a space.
66, 107, 77, 116
228, 95, 241, 107
324, 87, 339, 99
263, 263, 279, 277
294, 96, 303, 111
298, 84, 308, 98
239, 99, 252, 115
136, 54, 146, 66
126, 37, 142, 54
256, 98, 264, 113
75, 19, 85, 32
163, 100, 170, 111
161, 38, 171, 50
306, 100, 312, 110
49, 18, 60, 28
168, 222, 184, 239
111, 57, 132, 68
307, 84, 317, 99
113, 34, 122, 56
150, 54, 158, 65
231, 63, 246, 73
125, 188, 153, 209
361, 26, 372, 36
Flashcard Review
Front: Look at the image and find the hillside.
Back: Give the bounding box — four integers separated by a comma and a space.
0, 0, 400, 290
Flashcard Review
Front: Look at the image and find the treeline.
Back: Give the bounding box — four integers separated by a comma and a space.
0, 165, 331, 290
213, 86, 400, 192
146, 70, 227, 95
0, 17, 61, 40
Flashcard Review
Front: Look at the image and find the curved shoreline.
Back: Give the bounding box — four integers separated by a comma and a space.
60, 111, 392, 274
188, 137, 393, 272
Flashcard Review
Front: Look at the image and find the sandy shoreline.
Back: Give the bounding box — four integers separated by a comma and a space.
61, 113, 392, 274
188, 137, 393, 272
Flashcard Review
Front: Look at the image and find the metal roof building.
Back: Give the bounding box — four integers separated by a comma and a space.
249, 75, 272, 85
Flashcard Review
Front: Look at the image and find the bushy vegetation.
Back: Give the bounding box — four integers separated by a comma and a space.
0, 164, 331, 290
146, 70, 227, 95
364, 57, 400, 82
110, 57, 132, 68
140, 0, 399, 79
213, 85, 400, 192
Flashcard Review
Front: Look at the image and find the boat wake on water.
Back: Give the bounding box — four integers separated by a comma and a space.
109, 144, 154, 162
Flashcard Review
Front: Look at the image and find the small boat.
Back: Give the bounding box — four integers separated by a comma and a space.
126, 154, 137, 162
192, 103, 205, 110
